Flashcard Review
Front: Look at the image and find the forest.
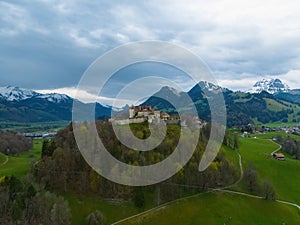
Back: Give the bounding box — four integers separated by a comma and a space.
37, 121, 239, 202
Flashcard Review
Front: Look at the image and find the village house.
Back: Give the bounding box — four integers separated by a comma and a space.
272, 153, 285, 161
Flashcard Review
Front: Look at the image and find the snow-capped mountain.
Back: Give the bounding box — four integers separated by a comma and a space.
197, 81, 228, 94
249, 78, 290, 94
0, 86, 39, 101
0, 86, 71, 103
37, 93, 71, 103
0, 85, 112, 123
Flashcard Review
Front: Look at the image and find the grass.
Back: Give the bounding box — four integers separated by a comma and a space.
236, 137, 300, 204
0, 152, 7, 164
0, 121, 69, 132
264, 98, 291, 112
0, 139, 43, 177
63, 192, 155, 225
250, 131, 300, 140
120, 192, 300, 225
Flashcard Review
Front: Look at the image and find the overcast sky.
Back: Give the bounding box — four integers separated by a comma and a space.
1, 0, 300, 105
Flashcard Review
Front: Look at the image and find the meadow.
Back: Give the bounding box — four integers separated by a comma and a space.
119, 192, 299, 225
236, 137, 300, 204
0, 139, 42, 177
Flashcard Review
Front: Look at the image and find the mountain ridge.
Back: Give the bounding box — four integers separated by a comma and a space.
0, 86, 71, 103
0, 86, 112, 123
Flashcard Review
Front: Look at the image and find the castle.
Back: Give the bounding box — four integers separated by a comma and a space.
110, 105, 170, 125
129, 105, 170, 122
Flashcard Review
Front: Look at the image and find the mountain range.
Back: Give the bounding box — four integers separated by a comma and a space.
1, 78, 300, 127
142, 79, 300, 127
0, 86, 112, 123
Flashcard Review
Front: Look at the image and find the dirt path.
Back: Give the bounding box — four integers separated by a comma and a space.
1, 155, 9, 165
215, 189, 300, 210
270, 139, 282, 155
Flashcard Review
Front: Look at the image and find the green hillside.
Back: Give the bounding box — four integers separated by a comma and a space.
0, 152, 7, 164
236, 138, 300, 204
116, 136, 300, 225
0, 139, 42, 177
120, 192, 299, 225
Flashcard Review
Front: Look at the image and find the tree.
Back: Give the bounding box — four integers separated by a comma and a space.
86, 210, 105, 225
244, 164, 259, 193
50, 197, 71, 225
233, 134, 239, 150
42, 139, 56, 158
133, 187, 145, 208
263, 180, 276, 200
90, 170, 101, 193
8, 176, 22, 201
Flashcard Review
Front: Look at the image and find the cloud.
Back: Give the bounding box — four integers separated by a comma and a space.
36, 87, 131, 107
0, 0, 300, 93
278, 70, 300, 89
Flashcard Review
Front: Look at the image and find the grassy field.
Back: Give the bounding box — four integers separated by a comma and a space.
0, 121, 69, 132
120, 192, 300, 225
250, 131, 300, 140
0, 152, 7, 164
0, 139, 43, 177
63, 192, 156, 225
236, 137, 300, 204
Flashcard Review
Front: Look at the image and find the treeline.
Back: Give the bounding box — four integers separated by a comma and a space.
277, 136, 300, 160
35, 121, 239, 205
0, 131, 32, 155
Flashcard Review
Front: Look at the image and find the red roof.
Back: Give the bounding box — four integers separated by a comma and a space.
274, 153, 285, 158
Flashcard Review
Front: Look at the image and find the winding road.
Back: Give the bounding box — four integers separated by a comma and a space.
270, 139, 282, 155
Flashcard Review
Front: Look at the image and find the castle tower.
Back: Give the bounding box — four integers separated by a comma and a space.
129, 104, 135, 119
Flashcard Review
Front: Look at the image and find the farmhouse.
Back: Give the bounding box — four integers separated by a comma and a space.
273, 153, 285, 160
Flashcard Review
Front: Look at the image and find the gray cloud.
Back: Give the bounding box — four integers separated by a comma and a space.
1, 0, 300, 93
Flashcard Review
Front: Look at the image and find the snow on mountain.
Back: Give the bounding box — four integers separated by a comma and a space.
197, 81, 227, 94
201, 81, 222, 91
249, 78, 290, 94
37, 93, 71, 103
0, 86, 38, 101
0, 86, 72, 103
